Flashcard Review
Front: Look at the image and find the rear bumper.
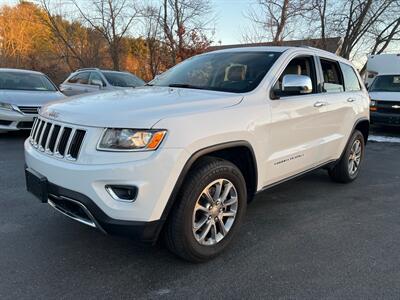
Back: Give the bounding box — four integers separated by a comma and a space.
0, 109, 35, 131
371, 112, 400, 126
29, 176, 163, 243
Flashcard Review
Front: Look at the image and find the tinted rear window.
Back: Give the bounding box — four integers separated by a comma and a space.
340, 63, 361, 91
102, 72, 145, 87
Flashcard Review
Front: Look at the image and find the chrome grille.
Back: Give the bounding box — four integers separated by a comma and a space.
18, 106, 40, 114
29, 118, 86, 160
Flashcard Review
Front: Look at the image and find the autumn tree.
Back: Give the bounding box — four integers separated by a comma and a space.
0, 2, 53, 68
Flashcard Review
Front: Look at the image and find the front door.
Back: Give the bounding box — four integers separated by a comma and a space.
266, 55, 332, 185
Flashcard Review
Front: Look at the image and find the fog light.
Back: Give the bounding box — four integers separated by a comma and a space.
105, 185, 138, 202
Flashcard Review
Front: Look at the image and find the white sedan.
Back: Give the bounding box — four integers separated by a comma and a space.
0, 68, 66, 133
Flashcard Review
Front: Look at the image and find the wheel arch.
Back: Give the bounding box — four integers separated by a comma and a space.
158, 141, 258, 229
354, 118, 370, 144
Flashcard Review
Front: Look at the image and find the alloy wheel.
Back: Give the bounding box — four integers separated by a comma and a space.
192, 179, 238, 246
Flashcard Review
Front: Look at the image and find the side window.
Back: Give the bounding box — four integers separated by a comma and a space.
320, 58, 344, 93
68, 72, 89, 85
340, 63, 361, 91
89, 72, 105, 86
273, 56, 317, 97
67, 74, 79, 83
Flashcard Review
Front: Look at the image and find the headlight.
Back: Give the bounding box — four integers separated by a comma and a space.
98, 128, 167, 151
370, 100, 377, 107
0, 102, 13, 111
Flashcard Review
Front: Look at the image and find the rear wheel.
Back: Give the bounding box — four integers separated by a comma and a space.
329, 130, 365, 183
165, 157, 247, 262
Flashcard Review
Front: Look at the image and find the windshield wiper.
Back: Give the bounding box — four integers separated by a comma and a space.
168, 83, 205, 90
145, 83, 154, 86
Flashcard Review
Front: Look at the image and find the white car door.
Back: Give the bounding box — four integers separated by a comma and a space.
266, 55, 333, 185
316, 58, 361, 160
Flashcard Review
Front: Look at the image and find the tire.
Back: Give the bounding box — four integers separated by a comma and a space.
165, 157, 247, 262
329, 130, 365, 183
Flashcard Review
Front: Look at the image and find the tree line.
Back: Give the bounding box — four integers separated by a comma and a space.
0, 0, 399, 84
0, 0, 214, 83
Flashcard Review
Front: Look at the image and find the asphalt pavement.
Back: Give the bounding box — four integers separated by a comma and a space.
1, 127, 400, 299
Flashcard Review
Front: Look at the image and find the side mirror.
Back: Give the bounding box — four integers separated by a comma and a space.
282, 74, 313, 94
91, 79, 103, 88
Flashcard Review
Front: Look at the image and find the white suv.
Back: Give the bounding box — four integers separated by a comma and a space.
25, 47, 370, 262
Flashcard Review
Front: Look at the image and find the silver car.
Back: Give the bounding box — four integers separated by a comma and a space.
59, 68, 145, 96
0, 68, 65, 133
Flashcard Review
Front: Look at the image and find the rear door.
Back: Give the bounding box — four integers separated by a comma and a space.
86, 72, 105, 93
61, 72, 90, 96
317, 58, 361, 159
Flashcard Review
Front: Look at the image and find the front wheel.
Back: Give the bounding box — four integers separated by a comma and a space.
164, 157, 247, 262
329, 130, 365, 183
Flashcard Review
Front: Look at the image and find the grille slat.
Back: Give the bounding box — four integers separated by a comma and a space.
48, 125, 61, 153
29, 118, 38, 139
34, 120, 45, 146
37, 122, 48, 150
18, 106, 40, 114
31, 119, 40, 142
64, 128, 76, 158
40, 123, 52, 149
68, 130, 86, 159
29, 117, 85, 160
57, 127, 72, 156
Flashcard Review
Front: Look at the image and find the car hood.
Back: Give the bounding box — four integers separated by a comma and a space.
40, 86, 243, 128
0, 90, 66, 106
369, 91, 400, 102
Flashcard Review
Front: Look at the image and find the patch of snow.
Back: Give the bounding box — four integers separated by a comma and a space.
368, 135, 400, 143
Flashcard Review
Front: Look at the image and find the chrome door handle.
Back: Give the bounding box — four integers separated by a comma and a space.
314, 101, 327, 107
347, 98, 356, 102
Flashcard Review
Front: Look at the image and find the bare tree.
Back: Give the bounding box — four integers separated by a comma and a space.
161, 0, 214, 65
244, 0, 313, 44
143, 5, 163, 77
72, 0, 140, 70
39, 0, 86, 70
309, 0, 328, 48
335, 0, 399, 59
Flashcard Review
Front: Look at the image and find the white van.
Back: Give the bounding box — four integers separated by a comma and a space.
369, 73, 400, 126
365, 54, 400, 87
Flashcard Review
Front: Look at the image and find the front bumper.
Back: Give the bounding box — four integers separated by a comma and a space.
25, 139, 189, 223
0, 109, 35, 131
26, 170, 163, 242
371, 112, 400, 126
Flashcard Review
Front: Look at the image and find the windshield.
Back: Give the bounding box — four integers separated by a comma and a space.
0, 72, 57, 91
150, 51, 281, 93
102, 72, 145, 88
370, 75, 400, 92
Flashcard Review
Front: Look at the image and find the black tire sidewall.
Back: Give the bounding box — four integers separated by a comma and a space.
179, 161, 247, 261
344, 130, 365, 180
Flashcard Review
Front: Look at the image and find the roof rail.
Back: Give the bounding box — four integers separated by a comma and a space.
75, 67, 101, 72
